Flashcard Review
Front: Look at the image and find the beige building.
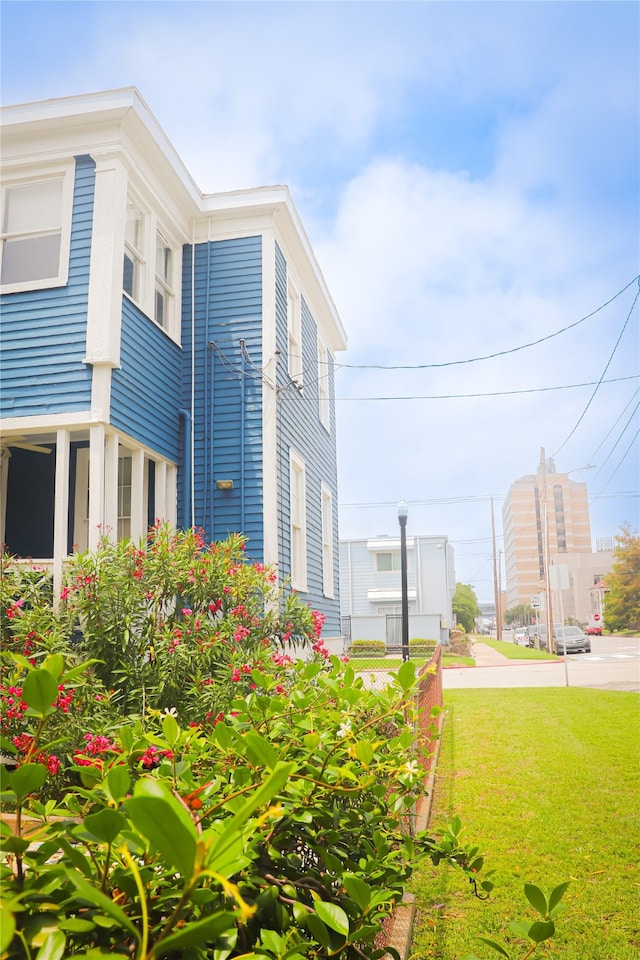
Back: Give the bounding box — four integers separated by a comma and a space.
502, 450, 612, 624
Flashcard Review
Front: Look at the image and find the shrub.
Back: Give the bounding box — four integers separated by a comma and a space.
409, 638, 437, 657
349, 639, 386, 657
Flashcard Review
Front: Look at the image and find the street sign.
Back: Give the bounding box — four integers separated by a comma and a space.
593, 613, 601, 621
531, 595, 540, 609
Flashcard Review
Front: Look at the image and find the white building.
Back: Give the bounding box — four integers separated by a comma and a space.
339, 534, 455, 647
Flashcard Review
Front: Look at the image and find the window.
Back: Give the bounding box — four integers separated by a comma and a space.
318, 338, 330, 430
154, 230, 174, 329
290, 451, 307, 590
376, 552, 401, 572
321, 485, 334, 598
123, 199, 145, 304
122, 192, 179, 339
287, 280, 303, 386
1, 170, 72, 291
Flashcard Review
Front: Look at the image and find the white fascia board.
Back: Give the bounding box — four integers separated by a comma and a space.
367, 538, 415, 551
367, 589, 417, 602
202, 187, 347, 354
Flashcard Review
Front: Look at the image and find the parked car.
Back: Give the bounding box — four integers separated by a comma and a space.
513, 627, 529, 646
553, 626, 591, 655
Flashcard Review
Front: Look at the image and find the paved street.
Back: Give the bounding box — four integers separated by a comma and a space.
443, 635, 640, 692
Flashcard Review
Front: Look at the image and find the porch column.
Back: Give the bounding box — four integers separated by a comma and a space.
104, 433, 119, 540
154, 459, 167, 524
130, 448, 146, 542
53, 429, 70, 601
88, 424, 105, 551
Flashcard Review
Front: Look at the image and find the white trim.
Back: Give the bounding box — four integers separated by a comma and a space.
85, 155, 127, 366
130, 447, 146, 541
317, 336, 330, 432
104, 433, 119, 539
52, 428, 70, 598
289, 449, 307, 592
261, 230, 279, 567
88, 424, 105, 551
321, 483, 334, 599
73, 448, 90, 552
367, 589, 417, 602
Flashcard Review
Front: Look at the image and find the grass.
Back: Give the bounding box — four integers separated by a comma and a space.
474, 637, 557, 660
409, 688, 640, 960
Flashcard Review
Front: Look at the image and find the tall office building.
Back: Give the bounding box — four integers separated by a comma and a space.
502, 449, 592, 614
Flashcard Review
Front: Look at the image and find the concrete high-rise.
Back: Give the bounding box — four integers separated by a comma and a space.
502, 449, 593, 616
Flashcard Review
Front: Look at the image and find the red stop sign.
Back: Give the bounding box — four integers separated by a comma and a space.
593, 613, 601, 621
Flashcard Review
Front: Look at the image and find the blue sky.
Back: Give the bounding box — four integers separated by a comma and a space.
2, 1, 639, 602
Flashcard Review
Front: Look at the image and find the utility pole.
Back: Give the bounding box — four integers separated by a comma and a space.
491, 498, 502, 641
539, 448, 554, 653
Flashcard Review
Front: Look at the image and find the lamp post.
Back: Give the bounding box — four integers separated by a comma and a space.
398, 500, 409, 662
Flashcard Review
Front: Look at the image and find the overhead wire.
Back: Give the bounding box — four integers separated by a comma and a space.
552, 279, 640, 458
334, 275, 640, 371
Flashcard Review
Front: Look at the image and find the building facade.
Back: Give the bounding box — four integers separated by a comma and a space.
502, 450, 613, 625
0, 88, 346, 636
339, 534, 455, 647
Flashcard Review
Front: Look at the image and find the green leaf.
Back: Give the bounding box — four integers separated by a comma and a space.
64, 869, 140, 941
162, 712, 180, 747
153, 912, 237, 955
342, 874, 371, 911
303, 732, 320, 749
0, 908, 16, 954
306, 913, 331, 947
528, 920, 555, 943
3, 762, 48, 800
84, 808, 127, 844
548, 881, 571, 914
106, 764, 131, 803
227, 762, 295, 832
354, 741, 374, 765
524, 883, 548, 917
509, 920, 532, 938
396, 659, 416, 692
43, 654, 65, 681
476, 938, 510, 958
22, 669, 59, 714
314, 901, 350, 937
35, 930, 66, 960
125, 777, 197, 878
242, 732, 278, 770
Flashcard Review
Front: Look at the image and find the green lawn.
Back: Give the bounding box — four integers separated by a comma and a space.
350, 653, 475, 670
410, 688, 640, 960
475, 637, 557, 660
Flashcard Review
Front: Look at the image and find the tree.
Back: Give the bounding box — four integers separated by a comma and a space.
603, 524, 640, 632
453, 582, 480, 633
504, 603, 533, 626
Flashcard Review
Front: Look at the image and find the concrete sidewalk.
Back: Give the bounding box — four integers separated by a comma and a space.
470, 641, 533, 666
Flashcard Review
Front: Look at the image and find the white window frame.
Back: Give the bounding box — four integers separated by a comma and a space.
290, 450, 307, 591
1, 163, 74, 293
123, 188, 180, 341
376, 551, 402, 572
154, 229, 175, 331
287, 278, 303, 388
318, 337, 330, 431
321, 484, 334, 598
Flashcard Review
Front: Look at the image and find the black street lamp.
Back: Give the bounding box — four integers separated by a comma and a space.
398, 500, 409, 661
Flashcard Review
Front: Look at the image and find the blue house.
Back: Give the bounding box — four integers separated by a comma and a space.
0, 88, 347, 639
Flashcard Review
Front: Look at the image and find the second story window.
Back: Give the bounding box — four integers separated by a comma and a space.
123, 199, 145, 303
376, 552, 401, 572
154, 231, 173, 329
290, 450, 307, 591
1, 168, 73, 292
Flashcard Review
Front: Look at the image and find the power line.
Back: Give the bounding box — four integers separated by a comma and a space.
335, 275, 640, 371
552, 281, 640, 457
330, 374, 638, 402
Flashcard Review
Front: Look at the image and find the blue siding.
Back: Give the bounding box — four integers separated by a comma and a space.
110, 299, 182, 461
0, 156, 94, 417
274, 243, 341, 635
180, 237, 264, 558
